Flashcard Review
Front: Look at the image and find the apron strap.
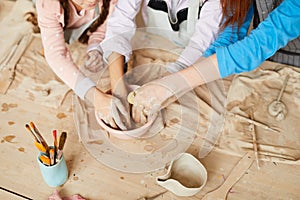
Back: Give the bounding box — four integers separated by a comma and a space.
187, 0, 202, 34
167, 0, 180, 24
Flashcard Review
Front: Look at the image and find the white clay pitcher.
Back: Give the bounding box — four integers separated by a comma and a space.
156, 153, 207, 196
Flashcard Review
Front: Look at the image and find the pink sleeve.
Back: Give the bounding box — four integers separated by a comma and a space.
36, 0, 87, 91
87, 0, 118, 48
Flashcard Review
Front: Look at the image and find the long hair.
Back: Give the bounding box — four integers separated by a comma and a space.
220, 0, 253, 31
59, 0, 111, 44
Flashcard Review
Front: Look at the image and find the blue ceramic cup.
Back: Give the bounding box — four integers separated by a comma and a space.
37, 152, 68, 187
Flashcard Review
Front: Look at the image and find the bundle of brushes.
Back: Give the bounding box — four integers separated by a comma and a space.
25, 122, 67, 166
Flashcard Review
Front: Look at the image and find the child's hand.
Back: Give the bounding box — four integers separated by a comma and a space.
93, 88, 130, 130
84, 50, 104, 73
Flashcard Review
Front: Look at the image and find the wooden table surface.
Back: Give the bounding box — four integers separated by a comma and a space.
1, 92, 300, 200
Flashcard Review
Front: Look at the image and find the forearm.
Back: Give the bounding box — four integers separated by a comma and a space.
178, 54, 220, 88
102, 0, 141, 63
84, 86, 97, 104
40, 25, 95, 99
154, 55, 221, 100
36, 0, 96, 99
216, 0, 300, 78
108, 52, 125, 94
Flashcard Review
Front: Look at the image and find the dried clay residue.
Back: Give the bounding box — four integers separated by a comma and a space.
56, 113, 67, 119
3, 135, 16, 143
87, 139, 104, 145
8, 121, 15, 125
1, 103, 18, 112
18, 147, 25, 152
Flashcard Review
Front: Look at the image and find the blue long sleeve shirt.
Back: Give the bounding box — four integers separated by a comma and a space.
203, 4, 254, 57
216, 0, 300, 78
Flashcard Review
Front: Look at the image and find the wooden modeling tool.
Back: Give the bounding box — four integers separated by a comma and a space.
57, 132, 67, 160
201, 152, 254, 200
0, 35, 23, 71
268, 75, 289, 121
226, 112, 280, 133
0, 44, 18, 70
39, 155, 51, 166
249, 110, 260, 170
29, 122, 49, 153
0, 33, 33, 94
25, 124, 40, 142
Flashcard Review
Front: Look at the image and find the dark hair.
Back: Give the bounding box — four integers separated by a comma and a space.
220, 0, 253, 31
59, 0, 111, 44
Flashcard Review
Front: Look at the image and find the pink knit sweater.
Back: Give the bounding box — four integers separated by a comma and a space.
36, 0, 117, 99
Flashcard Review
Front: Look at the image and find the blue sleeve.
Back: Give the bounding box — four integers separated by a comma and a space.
203, 4, 254, 57
217, 0, 300, 78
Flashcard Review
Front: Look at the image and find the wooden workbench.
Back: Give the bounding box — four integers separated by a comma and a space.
1, 91, 300, 199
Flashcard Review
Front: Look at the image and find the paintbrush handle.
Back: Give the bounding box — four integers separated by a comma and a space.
25, 124, 40, 142
57, 150, 63, 160
52, 130, 57, 161
34, 141, 47, 153
39, 155, 51, 166
30, 122, 49, 151
49, 148, 55, 165
58, 132, 67, 151
56, 132, 67, 160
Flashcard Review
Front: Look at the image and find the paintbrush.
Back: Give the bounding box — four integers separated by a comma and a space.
26, 123, 48, 154
57, 132, 67, 160
39, 154, 51, 166
52, 130, 57, 164
29, 122, 49, 155
25, 123, 40, 143
34, 141, 47, 153
49, 148, 55, 166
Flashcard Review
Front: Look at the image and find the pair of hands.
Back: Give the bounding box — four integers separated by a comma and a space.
86, 53, 218, 130
84, 50, 132, 130
130, 83, 173, 125
90, 81, 170, 131
84, 50, 176, 130
92, 69, 188, 130
131, 61, 196, 124
84, 51, 136, 131
92, 87, 131, 130
85, 56, 190, 130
